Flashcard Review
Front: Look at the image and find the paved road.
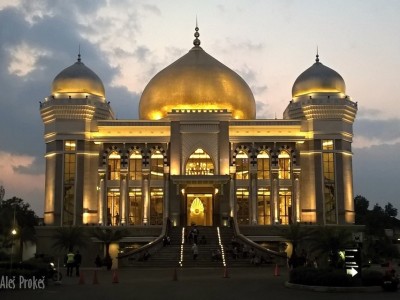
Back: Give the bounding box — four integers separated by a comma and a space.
1, 266, 399, 300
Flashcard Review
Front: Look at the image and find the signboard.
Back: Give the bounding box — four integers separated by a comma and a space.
352, 232, 363, 243
345, 248, 361, 277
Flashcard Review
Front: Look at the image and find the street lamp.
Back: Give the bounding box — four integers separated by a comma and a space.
10, 205, 17, 272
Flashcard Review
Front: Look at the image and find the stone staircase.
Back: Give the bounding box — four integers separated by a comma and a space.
123, 226, 269, 268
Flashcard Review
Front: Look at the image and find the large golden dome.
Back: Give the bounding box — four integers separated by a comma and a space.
292, 54, 346, 98
52, 55, 105, 98
139, 27, 256, 120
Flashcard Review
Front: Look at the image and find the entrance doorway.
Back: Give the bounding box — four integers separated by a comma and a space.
186, 193, 213, 226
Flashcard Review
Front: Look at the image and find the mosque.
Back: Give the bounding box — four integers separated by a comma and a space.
39, 26, 357, 230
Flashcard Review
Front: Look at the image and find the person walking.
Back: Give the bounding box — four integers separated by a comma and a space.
192, 243, 199, 260
66, 250, 75, 277
74, 250, 82, 276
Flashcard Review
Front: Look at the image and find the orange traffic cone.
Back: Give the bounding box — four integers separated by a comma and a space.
78, 271, 85, 284
112, 270, 119, 283
172, 268, 178, 281
223, 266, 230, 278
274, 264, 280, 276
93, 270, 99, 284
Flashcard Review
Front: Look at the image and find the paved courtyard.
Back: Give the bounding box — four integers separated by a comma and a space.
1, 266, 399, 300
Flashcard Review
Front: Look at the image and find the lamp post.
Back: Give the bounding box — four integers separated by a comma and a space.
10, 205, 17, 272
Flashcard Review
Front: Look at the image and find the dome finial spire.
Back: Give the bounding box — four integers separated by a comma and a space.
78, 44, 81, 62
193, 16, 201, 47
315, 46, 319, 63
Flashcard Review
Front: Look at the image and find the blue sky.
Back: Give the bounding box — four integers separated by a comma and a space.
0, 0, 399, 215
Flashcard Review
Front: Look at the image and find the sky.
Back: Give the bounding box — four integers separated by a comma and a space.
0, 0, 399, 216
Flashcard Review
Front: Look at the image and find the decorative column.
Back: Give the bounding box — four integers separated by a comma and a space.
250, 167, 257, 224
229, 166, 236, 218
271, 171, 279, 224
163, 166, 170, 220
98, 175, 105, 225
142, 169, 150, 225
120, 173, 127, 225
293, 169, 301, 223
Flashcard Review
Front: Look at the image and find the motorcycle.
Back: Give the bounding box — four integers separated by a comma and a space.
48, 262, 63, 281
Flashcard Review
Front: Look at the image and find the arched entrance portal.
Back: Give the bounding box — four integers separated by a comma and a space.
186, 193, 213, 226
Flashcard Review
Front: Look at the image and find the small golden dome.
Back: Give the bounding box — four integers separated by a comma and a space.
292, 54, 346, 98
52, 55, 105, 98
139, 27, 256, 120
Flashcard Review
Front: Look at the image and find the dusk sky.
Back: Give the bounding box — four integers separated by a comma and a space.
0, 0, 399, 216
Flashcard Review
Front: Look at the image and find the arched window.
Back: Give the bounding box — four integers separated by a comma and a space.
185, 148, 214, 175
257, 150, 270, 179
108, 151, 121, 180
150, 150, 164, 180
236, 188, 249, 224
278, 150, 291, 179
257, 188, 271, 225
236, 151, 249, 180
129, 151, 142, 180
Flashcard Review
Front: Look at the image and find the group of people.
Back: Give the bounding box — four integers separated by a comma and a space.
65, 250, 82, 277
186, 226, 200, 244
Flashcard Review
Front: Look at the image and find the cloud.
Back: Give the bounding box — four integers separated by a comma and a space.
0, 151, 44, 213
7, 42, 50, 76
353, 143, 400, 209
353, 118, 400, 148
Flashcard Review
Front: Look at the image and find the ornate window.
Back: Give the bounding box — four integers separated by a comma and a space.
322, 140, 336, 224
129, 151, 142, 180
257, 188, 271, 225
257, 150, 270, 179
107, 189, 120, 226
150, 188, 163, 225
108, 151, 121, 180
279, 189, 292, 224
278, 150, 291, 179
236, 151, 249, 180
185, 148, 214, 175
63, 153, 75, 225
150, 150, 164, 180
236, 188, 249, 224
129, 188, 142, 225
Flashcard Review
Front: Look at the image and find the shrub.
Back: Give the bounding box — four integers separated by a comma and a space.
361, 269, 383, 286
289, 267, 357, 287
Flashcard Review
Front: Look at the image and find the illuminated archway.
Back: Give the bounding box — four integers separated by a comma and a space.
185, 148, 214, 175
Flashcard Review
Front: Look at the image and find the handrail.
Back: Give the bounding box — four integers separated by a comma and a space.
118, 218, 170, 261
231, 217, 287, 260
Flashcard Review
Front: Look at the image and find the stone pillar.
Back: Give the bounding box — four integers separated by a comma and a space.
229, 166, 236, 218
163, 166, 170, 220
271, 171, 279, 224
142, 170, 149, 225
293, 172, 301, 223
250, 169, 258, 224
98, 176, 105, 225
120, 174, 127, 225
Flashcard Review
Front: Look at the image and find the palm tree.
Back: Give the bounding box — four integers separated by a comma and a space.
91, 228, 127, 270
308, 226, 352, 268
52, 226, 87, 252
283, 223, 309, 267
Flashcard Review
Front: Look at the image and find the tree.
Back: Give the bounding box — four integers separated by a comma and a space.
52, 226, 87, 252
283, 223, 309, 268
92, 228, 127, 270
354, 195, 369, 224
0, 197, 39, 259
385, 202, 398, 218
308, 226, 352, 268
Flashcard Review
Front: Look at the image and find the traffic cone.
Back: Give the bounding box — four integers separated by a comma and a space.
274, 264, 280, 276
93, 270, 99, 284
78, 271, 85, 284
223, 266, 229, 278
172, 268, 178, 281
112, 270, 119, 283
